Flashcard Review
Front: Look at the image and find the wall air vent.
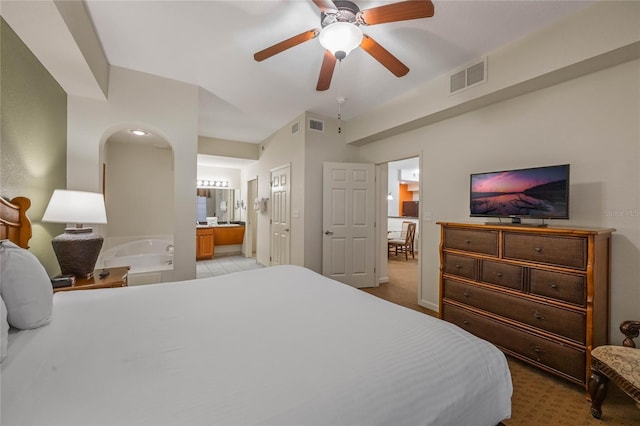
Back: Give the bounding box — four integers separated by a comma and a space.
308, 119, 324, 133
450, 57, 487, 95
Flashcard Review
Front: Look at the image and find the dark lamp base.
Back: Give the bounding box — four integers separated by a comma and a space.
51, 229, 103, 279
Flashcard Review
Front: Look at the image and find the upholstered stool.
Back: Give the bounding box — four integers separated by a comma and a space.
588, 320, 640, 419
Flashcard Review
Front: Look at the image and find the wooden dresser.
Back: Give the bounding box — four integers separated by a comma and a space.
437, 222, 614, 388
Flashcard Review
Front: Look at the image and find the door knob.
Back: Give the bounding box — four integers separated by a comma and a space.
325, 230, 334, 235
284, 228, 289, 232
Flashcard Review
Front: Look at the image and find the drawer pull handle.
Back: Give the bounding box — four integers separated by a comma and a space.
550, 283, 558, 289
463, 292, 470, 298
532, 346, 543, 361
495, 272, 503, 278
534, 311, 545, 320
455, 264, 462, 269
534, 247, 542, 253
465, 239, 471, 244
463, 319, 470, 325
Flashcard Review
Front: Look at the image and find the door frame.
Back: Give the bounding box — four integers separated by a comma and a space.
243, 177, 258, 258
375, 163, 389, 286
375, 153, 424, 307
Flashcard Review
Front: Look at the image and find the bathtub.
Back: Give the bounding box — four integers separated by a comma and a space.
99, 239, 173, 285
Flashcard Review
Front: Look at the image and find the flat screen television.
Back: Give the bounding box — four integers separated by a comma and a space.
470, 164, 569, 224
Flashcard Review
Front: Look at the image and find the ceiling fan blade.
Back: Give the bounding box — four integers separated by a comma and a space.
360, 34, 409, 77
312, 0, 338, 13
254, 29, 319, 62
316, 50, 337, 91
360, 0, 434, 25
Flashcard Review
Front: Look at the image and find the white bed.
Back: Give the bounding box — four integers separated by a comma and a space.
0, 194, 511, 425
2, 264, 512, 425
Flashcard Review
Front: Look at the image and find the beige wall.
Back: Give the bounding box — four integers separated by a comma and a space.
198, 136, 259, 160
243, 113, 306, 267
0, 18, 67, 277
357, 59, 640, 344
347, 1, 640, 344
346, 1, 640, 145
303, 112, 358, 273
67, 66, 199, 282
241, 112, 359, 272
105, 141, 174, 241
53, 0, 109, 98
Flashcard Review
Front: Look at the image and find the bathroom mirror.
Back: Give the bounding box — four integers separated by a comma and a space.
196, 188, 242, 223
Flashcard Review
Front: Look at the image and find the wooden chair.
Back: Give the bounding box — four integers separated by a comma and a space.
588, 320, 640, 419
388, 222, 416, 260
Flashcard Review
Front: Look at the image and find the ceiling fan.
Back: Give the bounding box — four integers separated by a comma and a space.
253, 0, 435, 91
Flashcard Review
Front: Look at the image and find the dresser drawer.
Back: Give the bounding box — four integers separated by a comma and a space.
443, 303, 586, 383
443, 228, 498, 256
443, 253, 477, 280
530, 269, 586, 307
443, 279, 586, 344
481, 260, 523, 290
503, 233, 587, 269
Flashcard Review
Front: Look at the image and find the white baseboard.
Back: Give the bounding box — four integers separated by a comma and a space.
419, 299, 439, 313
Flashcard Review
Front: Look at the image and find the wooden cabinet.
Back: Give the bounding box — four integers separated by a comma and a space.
438, 222, 614, 389
196, 227, 214, 260
212, 226, 245, 245
402, 201, 419, 217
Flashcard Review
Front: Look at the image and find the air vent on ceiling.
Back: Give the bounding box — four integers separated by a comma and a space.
291, 122, 299, 134
308, 119, 324, 133
450, 57, 487, 94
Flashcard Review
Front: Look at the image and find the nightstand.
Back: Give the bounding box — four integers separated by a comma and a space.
53, 266, 130, 293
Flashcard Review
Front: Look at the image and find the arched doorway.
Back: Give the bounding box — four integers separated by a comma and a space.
100, 127, 175, 285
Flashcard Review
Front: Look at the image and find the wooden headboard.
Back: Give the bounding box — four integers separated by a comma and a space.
0, 196, 32, 249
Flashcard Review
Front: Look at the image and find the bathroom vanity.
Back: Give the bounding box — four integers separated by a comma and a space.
196, 224, 245, 259
212, 225, 245, 246
196, 227, 215, 260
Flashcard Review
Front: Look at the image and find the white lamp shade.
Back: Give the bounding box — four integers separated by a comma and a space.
319, 22, 363, 57
42, 190, 107, 225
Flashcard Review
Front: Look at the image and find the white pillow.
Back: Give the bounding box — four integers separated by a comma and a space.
0, 240, 52, 329
1, 296, 8, 363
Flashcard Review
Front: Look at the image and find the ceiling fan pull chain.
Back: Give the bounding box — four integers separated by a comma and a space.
337, 59, 343, 134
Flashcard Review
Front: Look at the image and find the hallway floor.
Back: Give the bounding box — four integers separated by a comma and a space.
196, 254, 263, 278
360, 256, 436, 317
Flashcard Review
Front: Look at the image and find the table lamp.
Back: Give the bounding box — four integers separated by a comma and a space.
42, 190, 107, 279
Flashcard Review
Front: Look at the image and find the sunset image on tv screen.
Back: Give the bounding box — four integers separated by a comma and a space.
470, 165, 569, 218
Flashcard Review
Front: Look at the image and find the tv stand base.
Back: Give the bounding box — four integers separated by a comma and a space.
484, 222, 548, 228
484, 218, 548, 227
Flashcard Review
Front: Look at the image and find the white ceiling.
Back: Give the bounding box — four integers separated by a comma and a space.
84, 0, 594, 145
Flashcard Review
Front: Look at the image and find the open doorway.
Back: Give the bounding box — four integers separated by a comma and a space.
364, 156, 429, 314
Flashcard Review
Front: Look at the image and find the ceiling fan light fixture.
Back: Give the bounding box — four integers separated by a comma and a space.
319, 22, 362, 59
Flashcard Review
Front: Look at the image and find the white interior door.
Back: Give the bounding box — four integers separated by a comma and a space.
322, 162, 375, 288
270, 164, 290, 265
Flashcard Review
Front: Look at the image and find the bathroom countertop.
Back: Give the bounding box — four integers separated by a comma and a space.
196, 223, 245, 228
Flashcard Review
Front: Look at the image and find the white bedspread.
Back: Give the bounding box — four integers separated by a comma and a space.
1, 265, 511, 425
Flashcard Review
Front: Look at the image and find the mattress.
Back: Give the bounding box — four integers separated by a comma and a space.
1, 265, 512, 425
